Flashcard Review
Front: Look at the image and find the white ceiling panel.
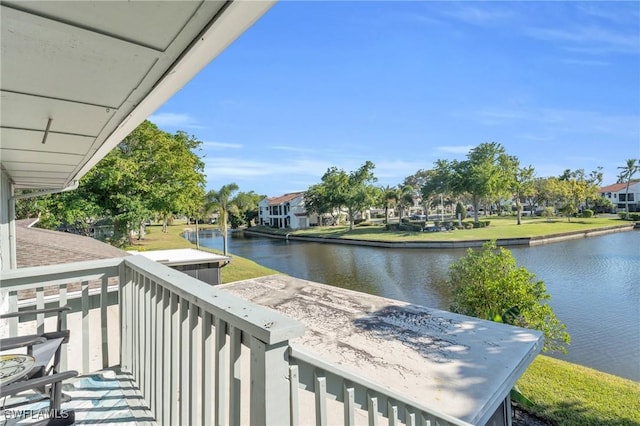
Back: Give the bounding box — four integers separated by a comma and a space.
2, 150, 83, 166
1, 7, 159, 107
1, 129, 94, 155
2, 162, 76, 173
2, 1, 211, 52
0, 91, 115, 136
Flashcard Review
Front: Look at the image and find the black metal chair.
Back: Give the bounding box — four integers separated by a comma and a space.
1, 306, 78, 425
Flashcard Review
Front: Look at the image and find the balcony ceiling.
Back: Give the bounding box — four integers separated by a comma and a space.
0, 0, 274, 190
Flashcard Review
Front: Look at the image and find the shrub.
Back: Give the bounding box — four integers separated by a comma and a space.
581, 209, 594, 218
455, 202, 467, 221
543, 207, 555, 222
619, 212, 627, 220
385, 224, 399, 231
463, 222, 474, 229
448, 241, 570, 353
356, 221, 377, 227
631, 213, 640, 221
482, 220, 491, 227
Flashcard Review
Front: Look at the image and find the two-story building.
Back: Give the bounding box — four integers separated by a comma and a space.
600, 181, 640, 212
258, 192, 318, 229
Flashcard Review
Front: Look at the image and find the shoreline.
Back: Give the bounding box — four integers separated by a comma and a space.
243, 223, 636, 249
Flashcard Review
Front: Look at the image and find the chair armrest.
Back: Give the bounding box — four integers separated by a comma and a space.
0, 306, 71, 320
0, 371, 78, 397
0, 335, 46, 351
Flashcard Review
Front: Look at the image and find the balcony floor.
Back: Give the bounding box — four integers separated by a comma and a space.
3, 369, 155, 425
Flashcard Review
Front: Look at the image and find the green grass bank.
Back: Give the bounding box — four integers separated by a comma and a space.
125, 220, 640, 425
124, 221, 278, 283
252, 216, 632, 243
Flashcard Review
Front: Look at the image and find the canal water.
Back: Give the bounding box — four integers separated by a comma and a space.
187, 229, 640, 381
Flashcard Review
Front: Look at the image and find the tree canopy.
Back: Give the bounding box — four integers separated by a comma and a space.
16, 120, 206, 245
305, 161, 378, 230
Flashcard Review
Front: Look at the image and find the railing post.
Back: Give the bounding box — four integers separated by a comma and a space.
250, 337, 292, 426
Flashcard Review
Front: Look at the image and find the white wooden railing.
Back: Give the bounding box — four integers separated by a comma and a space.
288, 345, 471, 426
1, 255, 476, 426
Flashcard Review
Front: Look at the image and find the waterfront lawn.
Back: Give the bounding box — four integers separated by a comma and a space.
518, 355, 640, 426
124, 221, 278, 282
257, 216, 627, 241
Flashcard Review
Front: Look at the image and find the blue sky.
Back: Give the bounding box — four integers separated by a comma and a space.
150, 1, 640, 197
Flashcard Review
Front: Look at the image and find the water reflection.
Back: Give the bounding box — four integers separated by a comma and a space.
189, 229, 640, 381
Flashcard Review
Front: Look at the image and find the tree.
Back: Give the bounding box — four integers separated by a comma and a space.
381, 185, 398, 224
503, 156, 535, 225
448, 241, 570, 353
229, 191, 263, 228
617, 159, 639, 219
305, 161, 378, 230
149, 130, 206, 233
453, 143, 512, 224
396, 185, 415, 224
421, 160, 454, 217
205, 183, 239, 255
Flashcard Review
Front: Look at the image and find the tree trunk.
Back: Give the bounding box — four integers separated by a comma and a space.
516, 191, 522, 225
473, 195, 479, 223
625, 181, 631, 219
348, 208, 354, 231
195, 218, 200, 249
222, 211, 228, 255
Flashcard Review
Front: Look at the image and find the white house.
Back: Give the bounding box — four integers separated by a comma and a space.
258, 192, 318, 229
600, 181, 640, 213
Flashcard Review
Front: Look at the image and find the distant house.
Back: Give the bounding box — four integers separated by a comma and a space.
600, 181, 640, 212
258, 192, 319, 229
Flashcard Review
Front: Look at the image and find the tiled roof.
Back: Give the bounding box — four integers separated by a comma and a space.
267, 192, 305, 206
16, 219, 128, 268
600, 181, 639, 193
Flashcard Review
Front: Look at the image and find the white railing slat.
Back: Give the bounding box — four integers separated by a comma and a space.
289, 365, 300, 426
101, 276, 109, 368
388, 401, 399, 426
229, 325, 242, 426
81, 281, 89, 374
202, 312, 214, 426
344, 384, 355, 426
170, 293, 180, 425
8, 291, 17, 335
59, 284, 68, 371
315, 373, 327, 426
249, 337, 291, 426
189, 304, 199, 425
215, 317, 228, 426
368, 393, 379, 426
180, 298, 190, 424
161, 288, 171, 425
36, 287, 44, 334
405, 408, 416, 426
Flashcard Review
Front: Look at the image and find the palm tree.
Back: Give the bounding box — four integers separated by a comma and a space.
618, 159, 639, 220
397, 185, 414, 223
382, 186, 398, 225
205, 183, 239, 255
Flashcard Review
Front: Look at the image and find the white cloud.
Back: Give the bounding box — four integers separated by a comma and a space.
525, 25, 639, 55
202, 141, 243, 150
148, 112, 204, 129
443, 4, 516, 26
436, 145, 475, 155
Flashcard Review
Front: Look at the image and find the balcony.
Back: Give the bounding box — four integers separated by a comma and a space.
1, 255, 542, 426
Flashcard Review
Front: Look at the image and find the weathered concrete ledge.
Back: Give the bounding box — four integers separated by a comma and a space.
221, 275, 543, 425
244, 223, 635, 249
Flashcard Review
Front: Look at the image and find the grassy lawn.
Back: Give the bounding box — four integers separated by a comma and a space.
253, 216, 629, 242
124, 221, 278, 283
124, 219, 639, 424
518, 355, 640, 425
